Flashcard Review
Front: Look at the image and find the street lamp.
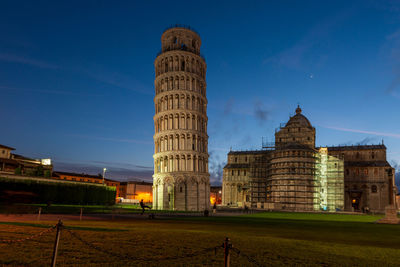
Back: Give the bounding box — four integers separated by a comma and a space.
102, 168, 107, 185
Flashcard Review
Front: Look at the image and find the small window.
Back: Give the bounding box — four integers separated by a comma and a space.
235, 157, 237, 163
371, 152, 375, 159
245, 157, 247, 162
371, 185, 377, 193
231, 170, 234, 176
244, 170, 246, 176
180, 187, 183, 193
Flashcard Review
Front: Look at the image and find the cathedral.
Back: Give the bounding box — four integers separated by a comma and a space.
222, 106, 397, 213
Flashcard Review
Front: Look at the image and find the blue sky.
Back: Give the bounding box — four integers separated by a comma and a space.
0, 1, 399, 186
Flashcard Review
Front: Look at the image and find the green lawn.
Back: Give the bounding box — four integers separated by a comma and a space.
0, 212, 399, 266
0, 203, 207, 215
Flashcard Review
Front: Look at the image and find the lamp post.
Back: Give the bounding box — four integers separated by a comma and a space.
102, 168, 107, 185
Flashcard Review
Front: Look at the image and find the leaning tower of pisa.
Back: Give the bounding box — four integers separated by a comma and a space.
152, 25, 210, 211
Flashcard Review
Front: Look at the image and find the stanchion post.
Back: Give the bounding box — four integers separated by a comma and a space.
37, 207, 41, 221
51, 220, 63, 267
80, 207, 83, 221
223, 237, 231, 267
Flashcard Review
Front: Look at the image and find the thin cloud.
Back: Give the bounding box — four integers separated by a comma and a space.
53, 161, 153, 181
0, 85, 102, 97
264, 6, 354, 70
254, 101, 270, 124
90, 160, 152, 170
67, 134, 153, 145
0, 53, 59, 69
76, 67, 153, 95
322, 125, 400, 139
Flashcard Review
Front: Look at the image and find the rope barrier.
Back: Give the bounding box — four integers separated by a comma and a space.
0, 221, 265, 266
66, 228, 221, 262
0, 225, 56, 244
231, 247, 265, 267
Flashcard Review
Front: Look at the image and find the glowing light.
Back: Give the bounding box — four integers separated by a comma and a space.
136, 192, 152, 203
210, 196, 216, 204
41, 159, 51, 165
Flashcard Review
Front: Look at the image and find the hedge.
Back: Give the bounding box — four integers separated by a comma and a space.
0, 177, 116, 205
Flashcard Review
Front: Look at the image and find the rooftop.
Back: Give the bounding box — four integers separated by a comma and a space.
326, 144, 386, 151
162, 24, 200, 37
0, 144, 15, 150
53, 171, 119, 183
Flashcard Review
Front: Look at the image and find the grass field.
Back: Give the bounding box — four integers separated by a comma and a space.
0, 203, 208, 215
0, 212, 400, 266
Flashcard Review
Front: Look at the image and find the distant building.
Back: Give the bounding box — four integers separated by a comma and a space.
119, 181, 153, 203
52, 171, 121, 197
0, 144, 52, 176
222, 107, 396, 213
210, 186, 222, 205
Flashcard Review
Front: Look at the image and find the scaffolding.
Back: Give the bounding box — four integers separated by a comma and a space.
248, 153, 270, 207
314, 148, 344, 211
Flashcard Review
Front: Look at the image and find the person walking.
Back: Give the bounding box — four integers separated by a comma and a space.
140, 199, 151, 215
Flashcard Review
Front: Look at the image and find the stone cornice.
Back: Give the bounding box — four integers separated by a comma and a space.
153, 151, 209, 158
154, 89, 207, 103
154, 50, 206, 66
153, 109, 208, 121
155, 70, 206, 85
153, 129, 208, 139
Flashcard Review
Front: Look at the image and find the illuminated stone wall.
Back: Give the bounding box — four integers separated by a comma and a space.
152, 26, 210, 211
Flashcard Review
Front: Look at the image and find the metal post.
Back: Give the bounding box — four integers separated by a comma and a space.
80, 208, 83, 221
51, 220, 63, 267
223, 237, 230, 267
37, 207, 41, 221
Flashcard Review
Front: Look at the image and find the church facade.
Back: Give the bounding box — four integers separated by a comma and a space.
222, 106, 396, 213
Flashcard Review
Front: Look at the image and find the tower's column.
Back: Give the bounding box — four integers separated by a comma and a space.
152, 26, 210, 211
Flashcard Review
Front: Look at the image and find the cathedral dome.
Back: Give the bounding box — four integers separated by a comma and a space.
285, 105, 313, 128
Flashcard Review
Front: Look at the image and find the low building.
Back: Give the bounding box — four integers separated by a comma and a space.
0, 144, 52, 176
52, 171, 121, 197
210, 186, 222, 205
118, 181, 153, 203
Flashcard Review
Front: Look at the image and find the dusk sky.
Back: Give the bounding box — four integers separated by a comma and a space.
1, 1, 400, 185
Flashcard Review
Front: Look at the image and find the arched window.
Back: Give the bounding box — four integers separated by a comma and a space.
371, 185, 377, 193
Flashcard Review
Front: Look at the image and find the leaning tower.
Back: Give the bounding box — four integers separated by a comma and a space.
152, 25, 210, 211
